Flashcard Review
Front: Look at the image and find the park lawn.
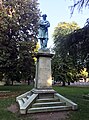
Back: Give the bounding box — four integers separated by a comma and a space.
0, 85, 89, 120
54, 86, 89, 120
0, 85, 33, 120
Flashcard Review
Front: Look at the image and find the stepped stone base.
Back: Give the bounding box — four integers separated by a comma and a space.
27, 105, 72, 114
16, 88, 78, 114
32, 88, 56, 93
16, 49, 78, 114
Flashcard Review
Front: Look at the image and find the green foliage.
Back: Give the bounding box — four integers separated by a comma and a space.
53, 22, 80, 59
53, 20, 89, 85
53, 22, 79, 37
65, 25, 89, 72
18, 41, 36, 82
52, 22, 79, 85
78, 68, 88, 81
0, 0, 40, 84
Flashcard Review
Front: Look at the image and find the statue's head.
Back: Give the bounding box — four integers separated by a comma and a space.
42, 14, 47, 20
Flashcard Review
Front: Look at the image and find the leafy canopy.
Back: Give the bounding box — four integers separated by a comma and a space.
52, 22, 80, 85
0, 0, 40, 84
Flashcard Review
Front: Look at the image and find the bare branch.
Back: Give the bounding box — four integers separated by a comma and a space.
69, 0, 89, 15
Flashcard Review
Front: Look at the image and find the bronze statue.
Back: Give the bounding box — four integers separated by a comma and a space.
38, 14, 50, 49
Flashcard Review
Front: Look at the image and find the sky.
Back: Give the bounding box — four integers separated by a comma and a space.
38, 0, 89, 48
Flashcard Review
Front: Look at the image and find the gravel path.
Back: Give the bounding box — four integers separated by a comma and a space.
7, 103, 69, 120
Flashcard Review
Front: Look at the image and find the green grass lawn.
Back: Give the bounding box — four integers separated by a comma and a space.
0, 85, 89, 120
54, 86, 89, 120
0, 84, 33, 92
0, 85, 33, 120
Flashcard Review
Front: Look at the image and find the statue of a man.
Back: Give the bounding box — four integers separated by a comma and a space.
38, 14, 50, 49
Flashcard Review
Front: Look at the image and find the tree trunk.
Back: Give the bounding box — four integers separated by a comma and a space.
0, 0, 2, 9
62, 81, 65, 86
28, 79, 30, 85
68, 81, 70, 85
28, 76, 31, 85
5, 79, 10, 86
11, 80, 13, 85
84, 77, 86, 82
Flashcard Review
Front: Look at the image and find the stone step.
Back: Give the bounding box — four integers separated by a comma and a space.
27, 106, 72, 113
36, 98, 59, 102
17, 93, 38, 114
21, 94, 38, 109
32, 101, 66, 107
17, 95, 33, 108
27, 95, 31, 99
18, 99, 24, 107
16, 91, 32, 101
22, 97, 28, 103
55, 93, 78, 110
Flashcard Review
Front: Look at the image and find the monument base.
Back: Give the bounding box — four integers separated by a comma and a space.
16, 88, 78, 114
16, 49, 78, 114
35, 49, 53, 89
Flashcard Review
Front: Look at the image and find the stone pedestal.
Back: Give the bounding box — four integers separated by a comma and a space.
16, 49, 78, 114
35, 50, 53, 89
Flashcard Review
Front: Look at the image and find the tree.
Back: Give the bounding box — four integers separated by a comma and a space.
18, 40, 36, 85
0, 0, 2, 9
70, 0, 89, 14
65, 23, 89, 72
53, 22, 80, 60
52, 22, 80, 86
0, 0, 40, 85
69, 0, 89, 75
79, 68, 88, 82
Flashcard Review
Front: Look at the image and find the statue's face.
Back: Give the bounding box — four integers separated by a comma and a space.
43, 16, 46, 20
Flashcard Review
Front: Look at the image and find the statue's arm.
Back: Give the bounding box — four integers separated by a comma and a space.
39, 20, 45, 26
39, 20, 50, 29
47, 21, 50, 27
45, 21, 50, 28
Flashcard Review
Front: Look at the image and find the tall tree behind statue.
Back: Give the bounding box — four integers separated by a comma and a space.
0, 0, 40, 85
52, 22, 80, 86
